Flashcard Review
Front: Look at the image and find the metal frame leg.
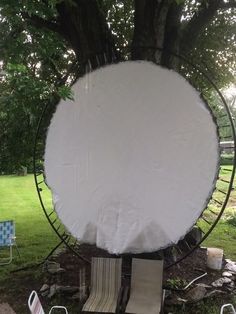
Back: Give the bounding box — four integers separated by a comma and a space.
0, 245, 13, 265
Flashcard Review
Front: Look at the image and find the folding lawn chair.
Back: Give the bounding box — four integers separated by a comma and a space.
124, 259, 164, 314
82, 257, 122, 313
0, 220, 19, 265
28, 290, 68, 314
220, 303, 236, 314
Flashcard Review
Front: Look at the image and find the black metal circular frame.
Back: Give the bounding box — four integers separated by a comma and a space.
33, 47, 236, 268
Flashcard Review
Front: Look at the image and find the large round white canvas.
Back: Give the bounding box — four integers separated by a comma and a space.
44, 61, 219, 254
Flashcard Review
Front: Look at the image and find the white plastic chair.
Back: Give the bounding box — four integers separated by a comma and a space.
0, 220, 19, 265
220, 303, 236, 314
28, 290, 68, 314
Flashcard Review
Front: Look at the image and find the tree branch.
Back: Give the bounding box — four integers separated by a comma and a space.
219, 0, 236, 9
55, 0, 119, 66
21, 12, 64, 36
180, 0, 221, 53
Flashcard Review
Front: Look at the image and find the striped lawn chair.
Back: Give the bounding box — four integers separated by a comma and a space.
0, 220, 18, 265
82, 257, 122, 313
125, 259, 164, 314
28, 290, 68, 314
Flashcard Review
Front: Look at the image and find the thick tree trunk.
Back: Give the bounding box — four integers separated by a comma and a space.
161, 2, 183, 69
131, 0, 183, 69
56, 0, 119, 69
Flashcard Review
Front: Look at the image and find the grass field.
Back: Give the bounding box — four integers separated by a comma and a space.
0, 175, 58, 278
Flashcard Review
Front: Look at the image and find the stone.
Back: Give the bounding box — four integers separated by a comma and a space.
40, 284, 50, 297
225, 262, 236, 274
186, 286, 206, 302
58, 286, 79, 295
212, 277, 232, 287
44, 261, 65, 274
222, 271, 233, 277
205, 290, 226, 298
196, 283, 212, 289
226, 281, 235, 291
47, 284, 61, 298
225, 259, 233, 263
40, 284, 50, 292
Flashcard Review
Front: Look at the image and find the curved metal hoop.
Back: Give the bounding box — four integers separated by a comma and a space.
33, 47, 236, 268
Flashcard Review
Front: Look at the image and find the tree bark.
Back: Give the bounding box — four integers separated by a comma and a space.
180, 0, 222, 54
131, 0, 183, 69
161, 2, 183, 69
131, 0, 158, 61
55, 0, 118, 69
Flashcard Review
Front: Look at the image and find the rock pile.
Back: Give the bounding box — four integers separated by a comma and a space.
166, 258, 236, 305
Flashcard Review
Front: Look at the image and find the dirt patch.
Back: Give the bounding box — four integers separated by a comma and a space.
57, 245, 223, 289
0, 303, 16, 314
0, 245, 235, 313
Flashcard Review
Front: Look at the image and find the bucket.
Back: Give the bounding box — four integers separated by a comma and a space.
207, 247, 223, 270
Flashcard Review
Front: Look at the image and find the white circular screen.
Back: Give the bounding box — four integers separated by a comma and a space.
45, 61, 219, 254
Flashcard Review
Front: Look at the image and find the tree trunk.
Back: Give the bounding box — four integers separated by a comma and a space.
131, 0, 183, 69
161, 2, 183, 69
56, 0, 119, 70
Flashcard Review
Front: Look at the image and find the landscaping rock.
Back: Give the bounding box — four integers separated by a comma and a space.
186, 285, 206, 302
205, 289, 226, 298
211, 277, 232, 287
40, 284, 50, 296
222, 271, 233, 278
58, 286, 79, 295
47, 284, 61, 298
40, 284, 50, 292
225, 261, 236, 274
44, 261, 65, 274
195, 283, 212, 289
226, 281, 235, 291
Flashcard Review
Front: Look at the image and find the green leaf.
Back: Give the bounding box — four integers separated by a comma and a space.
57, 85, 74, 100
175, 0, 185, 5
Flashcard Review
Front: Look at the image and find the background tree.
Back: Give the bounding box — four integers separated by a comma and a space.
0, 0, 235, 173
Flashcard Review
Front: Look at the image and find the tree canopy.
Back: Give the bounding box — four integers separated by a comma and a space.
0, 0, 235, 173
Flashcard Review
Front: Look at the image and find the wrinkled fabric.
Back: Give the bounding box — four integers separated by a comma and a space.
45, 61, 219, 254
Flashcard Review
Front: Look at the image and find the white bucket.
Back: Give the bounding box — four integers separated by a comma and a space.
207, 247, 223, 270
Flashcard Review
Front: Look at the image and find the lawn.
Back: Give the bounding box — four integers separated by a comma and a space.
0, 171, 235, 313
0, 175, 58, 278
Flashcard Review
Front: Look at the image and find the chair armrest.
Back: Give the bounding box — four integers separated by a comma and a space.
49, 305, 68, 314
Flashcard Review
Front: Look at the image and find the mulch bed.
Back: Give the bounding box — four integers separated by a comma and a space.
57, 244, 221, 288
0, 244, 234, 314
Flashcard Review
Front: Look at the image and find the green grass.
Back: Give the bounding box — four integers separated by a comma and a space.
198, 165, 236, 260
0, 175, 58, 278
